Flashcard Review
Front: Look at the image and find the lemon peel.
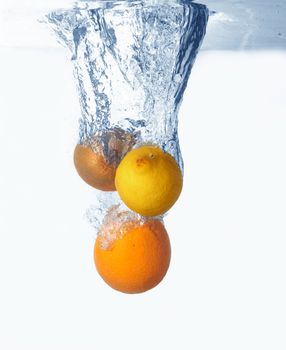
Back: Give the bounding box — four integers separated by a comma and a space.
115, 145, 183, 216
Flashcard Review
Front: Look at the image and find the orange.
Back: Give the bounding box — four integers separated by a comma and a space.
74, 129, 134, 191
74, 143, 116, 191
94, 218, 171, 294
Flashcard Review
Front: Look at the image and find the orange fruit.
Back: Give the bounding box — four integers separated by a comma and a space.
94, 218, 171, 294
74, 143, 117, 191
74, 129, 134, 191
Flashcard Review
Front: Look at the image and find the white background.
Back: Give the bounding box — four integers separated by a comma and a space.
0, 4, 286, 350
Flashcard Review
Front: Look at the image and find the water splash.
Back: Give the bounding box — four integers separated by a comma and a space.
45, 0, 208, 233
45, 0, 208, 171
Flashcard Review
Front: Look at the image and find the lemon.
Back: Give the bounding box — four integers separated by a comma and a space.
115, 145, 183, 216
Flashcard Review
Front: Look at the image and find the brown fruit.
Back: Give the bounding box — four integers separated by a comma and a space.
74, 129, 135, 191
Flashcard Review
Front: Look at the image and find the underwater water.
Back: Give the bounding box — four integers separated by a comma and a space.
1, 0, 286, 346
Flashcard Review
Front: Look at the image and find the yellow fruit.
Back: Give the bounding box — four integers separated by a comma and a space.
115, 145, 183, 216
74, 129, 134, 191
94, 217, 171, 294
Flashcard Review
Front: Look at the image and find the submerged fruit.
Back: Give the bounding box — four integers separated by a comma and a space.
115, 145, 183, 216
94, 218, 171, 294
74, 129, 134, 191
74, 143, 116, 191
